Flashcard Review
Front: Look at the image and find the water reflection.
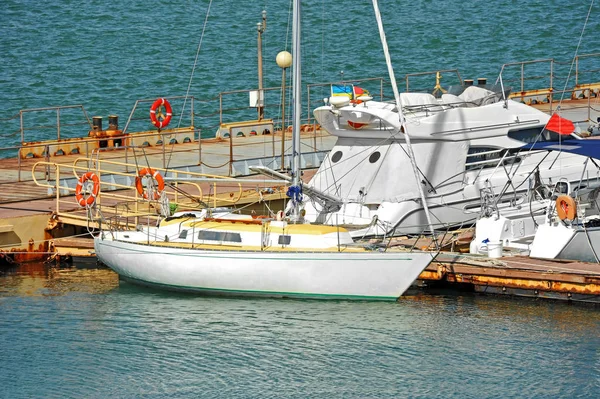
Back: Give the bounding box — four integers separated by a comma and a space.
0, 262, 119, 297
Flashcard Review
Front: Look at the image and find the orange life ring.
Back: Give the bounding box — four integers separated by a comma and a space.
149, 98, 172, 129
556, 194, 576, 221
75, 171, 100, 207
135, 168, 165, 200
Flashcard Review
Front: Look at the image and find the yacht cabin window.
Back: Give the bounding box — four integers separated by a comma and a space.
197, 230, 242, 243
179, 230, 188, 239
508, 127, 575, 143
369, 151, 381, 163
278, 235, 291, 245
331, 151, 343, 163
466, 147, 522, 170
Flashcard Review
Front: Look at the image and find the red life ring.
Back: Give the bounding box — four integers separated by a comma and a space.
75, 171, 100, 207
149, 98, 172, 129
135, 168, 165, 200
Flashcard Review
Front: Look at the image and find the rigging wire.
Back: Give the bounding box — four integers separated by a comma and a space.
165, 0, 214, 172
556, 0, 595, 107
486, 1, 595, 203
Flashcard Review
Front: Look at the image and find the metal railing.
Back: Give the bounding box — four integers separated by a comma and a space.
30, 157, 249, 228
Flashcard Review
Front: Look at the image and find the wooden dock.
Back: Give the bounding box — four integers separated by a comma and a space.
0, 128, 332, 265
418, 253, 600, 304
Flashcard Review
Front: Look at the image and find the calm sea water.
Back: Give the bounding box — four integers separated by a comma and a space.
1, 0, 599, 148
2, 1, 600, 397
0, 262, 599, 398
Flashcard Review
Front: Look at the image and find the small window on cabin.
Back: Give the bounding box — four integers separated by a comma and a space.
198, 231, 219, 241
466, 147, 505, 170
466, 147, 523, 171
222, 232, 242, 243
331, 151, 343, 163
278, 235, 291, 245
368, 151, 381, 163
179, 230, 188, 239
197, 230, 241, 243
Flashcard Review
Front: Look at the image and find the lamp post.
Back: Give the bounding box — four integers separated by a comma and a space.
276, 50, 292, 170
257, 10, 267, 121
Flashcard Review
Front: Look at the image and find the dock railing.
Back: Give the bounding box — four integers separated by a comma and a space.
30, 156, 249, 229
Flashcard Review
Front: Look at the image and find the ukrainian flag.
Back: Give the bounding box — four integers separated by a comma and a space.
331, 84, 354, 99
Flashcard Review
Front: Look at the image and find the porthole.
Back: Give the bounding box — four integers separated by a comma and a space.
368, 151, 381, 163
331, 151, 343, 163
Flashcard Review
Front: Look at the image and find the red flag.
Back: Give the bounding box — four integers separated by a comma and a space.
546, 113, 575, 135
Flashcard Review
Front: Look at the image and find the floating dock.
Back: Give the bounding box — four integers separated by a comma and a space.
418, 253, 600, 304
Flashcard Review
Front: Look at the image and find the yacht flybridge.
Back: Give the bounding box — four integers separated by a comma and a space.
306, 84, 587, 236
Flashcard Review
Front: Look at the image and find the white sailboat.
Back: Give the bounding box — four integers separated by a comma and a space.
93, 0, 435, 300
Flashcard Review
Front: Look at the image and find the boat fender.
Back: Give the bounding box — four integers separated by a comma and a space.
556, 194, 576, 221
75, 171, 100, 207
149, 98, 173, 129
135, 167, 165, 200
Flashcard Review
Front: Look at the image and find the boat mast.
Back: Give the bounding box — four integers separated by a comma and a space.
371, 0, 437, 239
287, 0, 303, 221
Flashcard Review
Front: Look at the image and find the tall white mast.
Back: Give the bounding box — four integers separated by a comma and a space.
291, 0, 301, 187
371, 0, 437, 238
287, 0, 303, 220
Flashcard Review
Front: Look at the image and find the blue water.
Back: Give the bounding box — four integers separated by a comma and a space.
1, 0, 599, 148
0, 263, 599, 398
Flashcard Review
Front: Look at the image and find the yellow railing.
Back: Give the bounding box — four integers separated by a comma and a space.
31, 157, 247, 226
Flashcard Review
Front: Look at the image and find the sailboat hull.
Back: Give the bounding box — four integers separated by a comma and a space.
95, 236, 433, 301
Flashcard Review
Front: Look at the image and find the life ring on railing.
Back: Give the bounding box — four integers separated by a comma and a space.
75, 171, 100, 207
135, 168, 165, 200
556, 194, 576, 221
149, 98, 172, 129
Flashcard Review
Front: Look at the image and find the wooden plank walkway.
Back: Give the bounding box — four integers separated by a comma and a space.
419, 252, 600, 303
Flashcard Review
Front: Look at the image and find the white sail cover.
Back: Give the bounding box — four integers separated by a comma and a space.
309, 139, 468, 203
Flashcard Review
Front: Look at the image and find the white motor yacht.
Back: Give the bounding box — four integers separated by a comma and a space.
306, 84, 593, 236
